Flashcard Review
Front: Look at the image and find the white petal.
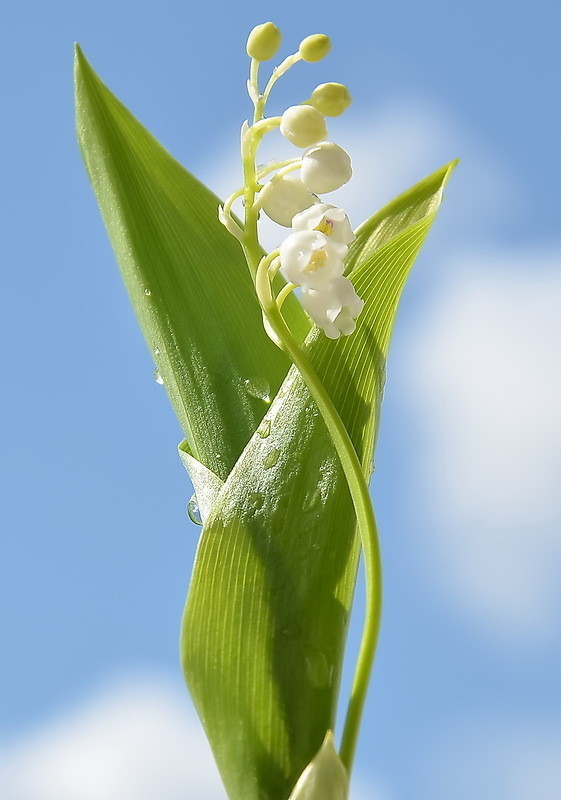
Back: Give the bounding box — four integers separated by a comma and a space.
292, 203, 335, 232
280, 105, 328, 148
261, 173, 317, 227
333, 311, 357, 336
301, 142, 353, 194
280, 231, 322, 285
300, 286, 333, 326
330, 276, 364, 315
280, 232, 346, 287
300, 277, 364, 337
324, 322, 343, 339
292, 203, 355, 244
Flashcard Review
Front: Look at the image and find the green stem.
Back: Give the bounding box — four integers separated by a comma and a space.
262, 52, 302, 106
254, 259, 382, 775
241, 129, 261, 275
257, 157, 301, 180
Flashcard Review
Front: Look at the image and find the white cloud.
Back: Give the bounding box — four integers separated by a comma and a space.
0, 675, 381, 800
0, 676, 226, 800
403, 250, 561, 644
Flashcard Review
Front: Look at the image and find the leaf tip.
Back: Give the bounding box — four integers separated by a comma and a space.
443, 157, 460, 184
73, 42, 85, 70
73, 43, 96, 90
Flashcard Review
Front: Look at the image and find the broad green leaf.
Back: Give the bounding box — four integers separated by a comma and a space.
74, 46, 308, 481
182, 162, 457, 800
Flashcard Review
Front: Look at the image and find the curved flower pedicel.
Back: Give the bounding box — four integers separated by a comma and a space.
219, 21, 381, 799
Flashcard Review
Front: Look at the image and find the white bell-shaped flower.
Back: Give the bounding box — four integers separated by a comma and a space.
280, 105, 328, 148
301, 142, 352, 193
280, 230, 346, 287
301, 276, 364, 339
261, 173, 318, 227
292, 203, 355, 245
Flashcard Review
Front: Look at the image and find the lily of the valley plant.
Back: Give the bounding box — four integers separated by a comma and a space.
75, 21, 456, 800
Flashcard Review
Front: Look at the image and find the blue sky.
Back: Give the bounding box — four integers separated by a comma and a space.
2, 0, 561, 797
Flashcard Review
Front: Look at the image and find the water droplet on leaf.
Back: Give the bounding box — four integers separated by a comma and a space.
303, 488, 321, 512
153, 368, 164, 385
257, 419, 271, 439
263, 448, 280, 469
187, 494, 202, 525
244, 377, 271, 404
144, 287, 151, 296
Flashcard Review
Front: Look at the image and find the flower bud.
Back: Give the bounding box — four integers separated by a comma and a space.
298, 34, 332, 63
301, 142, 352, 193
280, 105, 328, 149
287, 731, 349, 799
246, 22, 282, 61
261, 173, 317, 227
310, 83, 352, 117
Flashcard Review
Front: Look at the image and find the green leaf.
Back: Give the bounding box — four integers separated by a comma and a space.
182, 162, 457, 800
74, 46, 308, 481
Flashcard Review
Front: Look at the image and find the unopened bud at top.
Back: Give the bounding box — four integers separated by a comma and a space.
310, 83, 352, 117
246, 22, 282, 61
299, 34, 332, 62
280, 105, 328, 148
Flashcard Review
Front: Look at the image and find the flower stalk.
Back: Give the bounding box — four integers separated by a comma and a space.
220, 21, 384, 783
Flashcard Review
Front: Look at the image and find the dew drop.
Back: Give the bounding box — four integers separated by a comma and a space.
257, 419, 271, 439
244, 377, 271, 404
303, 488, 321, 512
153, 346, 160, 356
263, 448, 280, 470
144, 287, 151, 296
153, 368, 164, 385
187, 494, 202, 525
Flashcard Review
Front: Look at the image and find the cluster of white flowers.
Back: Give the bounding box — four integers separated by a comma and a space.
221, 21, 365, 340
279, 204, 364, 339
257, 94, 363, 339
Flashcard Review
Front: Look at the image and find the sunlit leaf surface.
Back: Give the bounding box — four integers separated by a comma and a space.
75, 46, 307, 482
